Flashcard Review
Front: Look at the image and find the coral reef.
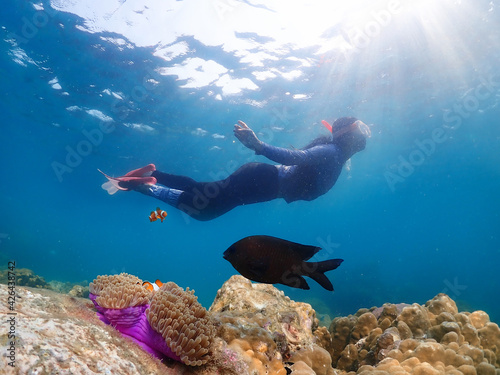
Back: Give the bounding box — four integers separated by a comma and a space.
210, 275, 318, 348
88, 273, 216, 366
49, 280, 89, 296
0, 268, 51, 289
209, 275, 334, 375
2, 273, 499, 375
324, 293, 500, 375
68, 284, 90, 298
0, 266, 89, 297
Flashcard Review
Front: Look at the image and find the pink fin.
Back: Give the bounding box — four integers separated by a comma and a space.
124, 164, 156, 177
321, 120, 333, 132
101, 181, 119, 195
98, 169, 128, 192
98, 169, 157, 191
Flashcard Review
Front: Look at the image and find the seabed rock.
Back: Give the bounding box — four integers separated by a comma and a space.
0, 284, 192, 375
210, 275, 333, 375
0, 268, 51, 289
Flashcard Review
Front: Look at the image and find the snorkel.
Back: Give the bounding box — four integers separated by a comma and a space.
321, 120, 333, 132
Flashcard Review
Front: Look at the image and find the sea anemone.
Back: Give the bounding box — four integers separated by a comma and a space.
89, 274, 215, 366
88, 273, 151, 327
89, 273, 142, 296
147, 281, 215, 366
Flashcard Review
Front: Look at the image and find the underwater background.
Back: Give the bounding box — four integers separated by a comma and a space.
1, 0, 499, 323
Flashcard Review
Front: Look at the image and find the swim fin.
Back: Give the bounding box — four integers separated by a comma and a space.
98, 169, 157, 195
123, 163, 156, 177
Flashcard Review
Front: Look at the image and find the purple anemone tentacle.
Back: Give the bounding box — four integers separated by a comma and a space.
89, 293, 111, 325
89, 293, 182, 362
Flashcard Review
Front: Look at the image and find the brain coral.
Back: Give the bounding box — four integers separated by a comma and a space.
146, 281, 215, 366
323, 293, 500, 375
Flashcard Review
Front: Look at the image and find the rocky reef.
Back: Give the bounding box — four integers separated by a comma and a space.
323, 293, 500, 375
0, 267, 90, 297
0, 268, 51, 289
1, 274, 499, 375
50, 280, 90, 298
210, 275, 333, 375
0, 284, 181, 375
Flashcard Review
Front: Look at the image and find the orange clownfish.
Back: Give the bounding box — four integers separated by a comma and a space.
149, 207, 167, 222
142, 279, 163, 292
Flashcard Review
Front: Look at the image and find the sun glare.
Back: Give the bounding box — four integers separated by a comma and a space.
399, 0, 449, 15
306, 0, 484, 97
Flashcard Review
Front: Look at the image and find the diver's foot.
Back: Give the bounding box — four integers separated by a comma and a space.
124, 163, 156, 177
134, 183, 155, 195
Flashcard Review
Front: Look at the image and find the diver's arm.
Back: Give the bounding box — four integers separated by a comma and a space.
233, 120, 264, 153
256, 143, 335, 165
233, 120, 335, 165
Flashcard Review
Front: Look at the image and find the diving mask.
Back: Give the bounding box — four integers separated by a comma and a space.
322, 119, 372, 139
352, 120, 371, 138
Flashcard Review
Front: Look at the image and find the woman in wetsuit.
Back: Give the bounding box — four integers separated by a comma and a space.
101, 117, 370, 221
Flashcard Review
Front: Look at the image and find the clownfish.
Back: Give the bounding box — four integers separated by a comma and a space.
142, 279, 163, 292
149, 207, 167, 222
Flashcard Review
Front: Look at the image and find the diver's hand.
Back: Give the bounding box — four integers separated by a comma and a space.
233, 120, 263, 152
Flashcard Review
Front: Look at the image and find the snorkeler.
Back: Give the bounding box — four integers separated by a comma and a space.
99, 117, 370, 221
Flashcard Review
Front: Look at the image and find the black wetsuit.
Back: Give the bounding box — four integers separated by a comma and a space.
152, 142, 349, 221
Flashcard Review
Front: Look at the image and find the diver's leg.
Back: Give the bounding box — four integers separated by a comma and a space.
151, 171, 200, 191
133, 171, 208, 215
135, 184, 183, 208
175, 163, 280, 221
136, 163, 279, 221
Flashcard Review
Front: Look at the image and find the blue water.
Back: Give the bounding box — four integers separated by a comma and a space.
1, 0, 499, 323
